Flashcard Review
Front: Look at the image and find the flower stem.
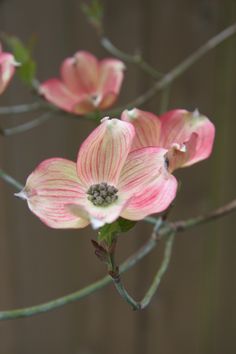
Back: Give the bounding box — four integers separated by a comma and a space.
0, 101, 47, 115
0, 235, 158, 320
101, 37, 163, 79
139, 232, 175, 309
172, 199, 236, 232
0, 169, 23, 190
108, 23, 236, 115
0, 111, 53, 136
109, 231, 175, 310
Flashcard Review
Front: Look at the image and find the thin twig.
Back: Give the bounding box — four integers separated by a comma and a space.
0, 111, 53, 136
101, 37, 163, 79
108, 23, 236, 115
0, 101, 47, 115
0, 235, 158, 320
110, 232, 175, 310
172, 199, 236, 233
0, 169, 23, 190
139, 232, 175, 309
0, 198, 234, 319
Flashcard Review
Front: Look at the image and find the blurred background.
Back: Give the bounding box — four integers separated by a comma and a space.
0, 0, 236, 353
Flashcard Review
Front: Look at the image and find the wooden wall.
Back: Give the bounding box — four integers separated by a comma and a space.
0, 0, 235, 353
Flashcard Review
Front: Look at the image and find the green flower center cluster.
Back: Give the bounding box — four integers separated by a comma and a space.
87, 182, 118, 206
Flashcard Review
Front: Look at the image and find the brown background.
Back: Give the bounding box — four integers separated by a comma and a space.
0, 0, 236, 353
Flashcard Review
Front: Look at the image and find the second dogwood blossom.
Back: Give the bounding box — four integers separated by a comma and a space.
40, 51, 125, 115
121, 108, 215, 173
16, 118, 177, 229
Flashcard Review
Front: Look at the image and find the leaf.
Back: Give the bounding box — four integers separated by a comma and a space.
117, 218, 137, 233
3, 34, 36, 86
81, 0, 104, 34
98, 217, 136, 245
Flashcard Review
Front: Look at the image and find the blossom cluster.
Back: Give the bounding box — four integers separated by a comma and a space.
0, 46, 215, 229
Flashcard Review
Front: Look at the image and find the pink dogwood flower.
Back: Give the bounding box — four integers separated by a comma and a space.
0, 44, 18, 94
121, 108, 215, 173
39, 51, 125, 115
16, 118, 177, 229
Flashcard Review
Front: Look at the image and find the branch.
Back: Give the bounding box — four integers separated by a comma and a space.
172, 199, 236, 232
110, 232, 175, 310
0, 111, 53, 136
0, 234, 158, 320
109, 23, 236, 114
101, 37, 163, 79
0, 169, 23, 190
0, 101, 47, 115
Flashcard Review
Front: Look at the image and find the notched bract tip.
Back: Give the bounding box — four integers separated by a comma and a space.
100, 116, 110, 123
192, 108, 200, 118
14, 189, 27, 200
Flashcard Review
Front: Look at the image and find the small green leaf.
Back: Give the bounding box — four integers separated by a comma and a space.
117, 218, 137, 233
98, 221, 119, 245
3, 35, 36, 86
98, 217, 136, 245
81, 0, 104, 34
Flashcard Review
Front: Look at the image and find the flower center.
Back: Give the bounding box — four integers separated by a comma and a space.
87, 182, 118, 207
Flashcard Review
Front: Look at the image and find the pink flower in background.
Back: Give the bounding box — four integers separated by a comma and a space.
16, 118, 177, 229
39, 51, 125, 115
0, 44, 18, 95
121, 108, 215, 173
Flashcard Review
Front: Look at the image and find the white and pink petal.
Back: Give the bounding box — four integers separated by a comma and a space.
97, 58, 125, 109
182, 114, 215, 167
165, 133, 198, 172
77, 118, 135, 187
73, 51, 99, 93
17, 158, 88, 229
121, 173, 177, 220
160, 109, 215, 168
121, 108, 161, 150
60, 57, 88, 96
0, 52, 18, 94
39, 79, 79, 113
118, 147, 178, 219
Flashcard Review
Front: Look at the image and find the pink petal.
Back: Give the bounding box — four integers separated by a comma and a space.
72, 51, 99, 93
18, 158, 89, 229
165, 133, 198, 172
160, 109, 215, 167
40, 77, 99, 114
183, 115, 215, 167
97, 59, 125, 109
60, 57, 88, 96
118, 147, 178, 220
39, 79, 80, 113
121, 108, 161, 150
160, 109, 191, 147
77, 118, 135, 187
0, 52, 16, 94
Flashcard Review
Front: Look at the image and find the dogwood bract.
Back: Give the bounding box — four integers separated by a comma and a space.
40, 51, 125, 115
16, 118, 177, 229
0, 44, 18, 95
121, 108, 215, 173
